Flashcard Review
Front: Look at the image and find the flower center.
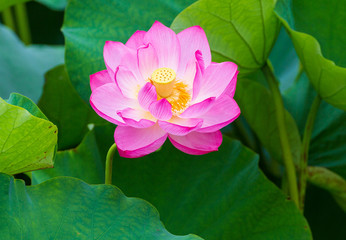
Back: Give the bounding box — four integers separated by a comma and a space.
151, 67, 176, 98
150, 67, 191, 115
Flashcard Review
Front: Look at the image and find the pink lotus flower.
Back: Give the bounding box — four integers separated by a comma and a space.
90, 21, 240, 158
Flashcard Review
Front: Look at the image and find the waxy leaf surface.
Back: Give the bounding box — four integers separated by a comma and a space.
33, 127, 312, 240
269, 27, 300, 92
275, 0, 346, 110
0, 174, 202, 240
7, 93, 47, 120
0, 96, 57, 174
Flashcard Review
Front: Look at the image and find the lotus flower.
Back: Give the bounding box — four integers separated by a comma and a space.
90, 21, 240, 158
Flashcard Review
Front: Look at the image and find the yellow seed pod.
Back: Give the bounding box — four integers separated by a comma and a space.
151, 67, 176, 98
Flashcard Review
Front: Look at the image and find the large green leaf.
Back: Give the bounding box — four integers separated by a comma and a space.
309, 103, 346, 177
32, 125, 115, 184
235, 78, 301, 164
283, 73, 315, 134
0, 96, 57, 175
0, 174, 201, 240
0, 25, 64, 102
269, 27, 300, 92
171, 0, 280, 75
33, 127, 312, 240
38, 65, 104, 150
7, 93, 47, 120
275, 0, 346, 110
284, 74, 346, 178
62, 0, 195, 102
307, 166, 346, 212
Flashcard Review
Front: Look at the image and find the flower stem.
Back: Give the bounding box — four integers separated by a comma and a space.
262, 60, 299, 207
299, 94, 321, 212
14, 3, 31, 45
2, 7, 16, 32
105, 143, 117, 185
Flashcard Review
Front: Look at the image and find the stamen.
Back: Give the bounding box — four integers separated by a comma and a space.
166, 81, 191, 115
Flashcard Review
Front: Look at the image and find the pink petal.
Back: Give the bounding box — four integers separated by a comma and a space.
179, 97, 215, 118
103, 41, 141, 80
144, 21, 180, 71
115, 124, 168, 158
149, 98, 172, 121
169, 131, 222, 155
117, 108, 156, 128
126, 30, 146, 49
90, 70, 113, 92
138, 82, 157, 110
179, 50, 204, 92
177, 26, 211, 75
158, 117, 203, 136
90, 83, 136, 125
197, 95, 240, 133
115, 66, 143, 99
179, 56, 196, 90
192, 52, 203, 101
195, 50, 206, 74
223, 70, 239, 98
137, 43, 159, 80
194, 62, 238, 103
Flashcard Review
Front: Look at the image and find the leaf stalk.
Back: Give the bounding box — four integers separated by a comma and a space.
14, 3, 31, 45
2, 7, 16, 32
262, 60, 299, 207
299, 94, 321, 211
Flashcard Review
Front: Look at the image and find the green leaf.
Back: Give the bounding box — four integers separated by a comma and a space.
38, 65, 104, 150
283, 73, 346, 178
269, 27, 300, 92
0, 97, 57, 175
307, 166, 346, 212
62, 0, 195, 102
283, 73, 315, 134
235, 78, 301, 164
171, 0, 280, 75
275, 0, 346, 110
309, 102, 346, 177
32, 125, 115, 184
7, 93, 47, 120
0, 174, 202, 240
0, 25, 64, 103
33, 127, 312, 240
